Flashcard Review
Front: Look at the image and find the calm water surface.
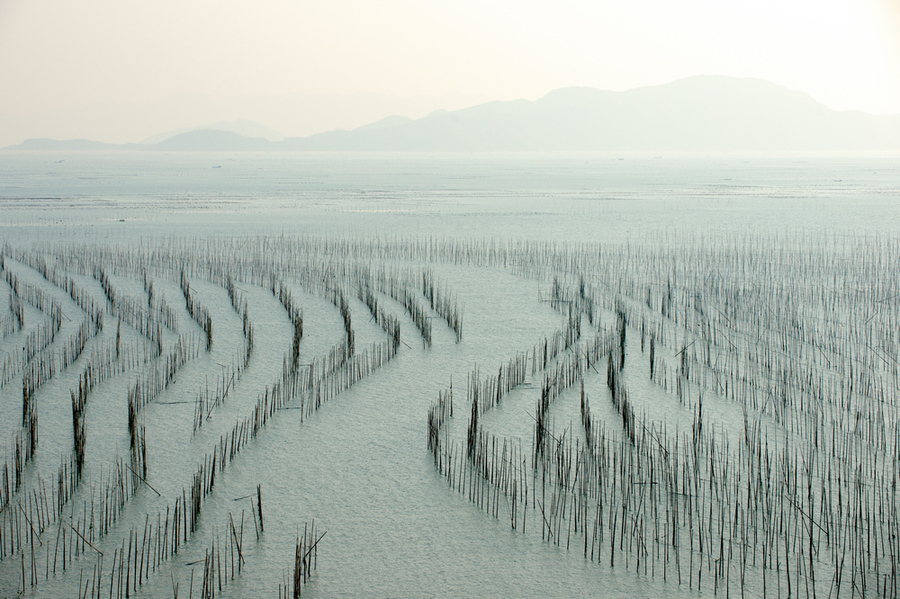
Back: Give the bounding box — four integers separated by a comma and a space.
0, 152, 897, 598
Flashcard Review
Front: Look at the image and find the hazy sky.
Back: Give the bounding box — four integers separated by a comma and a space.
1, 0, 898, 138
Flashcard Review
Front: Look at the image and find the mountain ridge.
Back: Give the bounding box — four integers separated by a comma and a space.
5, 76, 899, 152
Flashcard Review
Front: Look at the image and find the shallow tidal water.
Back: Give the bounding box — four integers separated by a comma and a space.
0, 151, 898, 598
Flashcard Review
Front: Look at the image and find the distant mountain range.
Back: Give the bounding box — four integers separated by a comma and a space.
139, 119, 286, 144
5, 77, 899, 152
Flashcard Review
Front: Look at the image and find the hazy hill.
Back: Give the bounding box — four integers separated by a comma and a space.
150, 129, 272, 151
5, 76, 899, 151
142, 120, 286, 144
278, 76, 900, 151
6, 138, 140, 151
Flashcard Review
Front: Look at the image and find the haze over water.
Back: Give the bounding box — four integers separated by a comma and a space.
2, 152, 897, 242
3, 0, 900, 593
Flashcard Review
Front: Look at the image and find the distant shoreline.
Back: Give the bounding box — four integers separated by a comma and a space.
4, 77, 899, 153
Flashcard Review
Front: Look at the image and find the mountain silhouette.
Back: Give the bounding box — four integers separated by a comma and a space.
5, 76, 898, 151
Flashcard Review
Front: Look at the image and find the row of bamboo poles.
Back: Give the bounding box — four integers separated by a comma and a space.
427, 235, 900, 598
0, 238, 457, 597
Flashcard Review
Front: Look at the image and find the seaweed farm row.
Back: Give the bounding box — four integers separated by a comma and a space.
0, 236, 460, 598
0, 232, 897, 598
429, 233, 900, 599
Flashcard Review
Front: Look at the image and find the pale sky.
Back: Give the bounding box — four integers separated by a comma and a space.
0, 0, 898, 142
